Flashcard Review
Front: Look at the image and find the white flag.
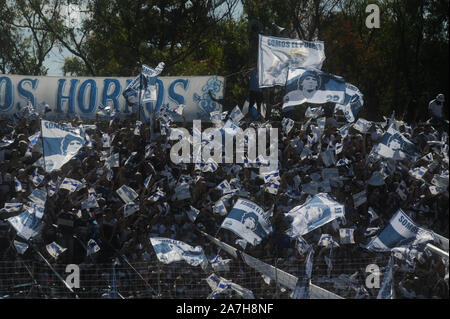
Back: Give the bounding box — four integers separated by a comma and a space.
258, 34, 325, 87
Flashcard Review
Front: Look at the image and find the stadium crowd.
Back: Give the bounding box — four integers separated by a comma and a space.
0, 97, 448, 299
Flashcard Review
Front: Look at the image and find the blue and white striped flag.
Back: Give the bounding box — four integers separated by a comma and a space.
282, 117, 295, 135
4, 203, 23, 213
230, 105, 244, 123
336, 158, 351, 167
144, 175, 152, 189
352, 118, 372, 133
46, 242, 67, 259
318, 234, 340, 248
265, 180, 280, 195
14, 177, 24, 192
339, 228, 355, 244
365, 209, 434, 252
30, 169, 44, 187
14, 240, 29, 255
60, 177, 82, 193
217, 180, 232, 194
421, 153, 433, 162
147, 189, 165, 203
124, 202, 140, 217
207, 274, 255, 299
202, 158, 218, 173
305, 106, 324, 119
185, 206, 199, 223
213, 200, 228, 216
7, 207, 43, 240
334, 142, 343, 155
335, 83, 364, 122
116, 185, 138, 203
87, 239, 100, 256
409, 167, 427, 180
210, 255, 232, 272
105, 153, 120, 168
28, 188, 47, 205
81, 196, 99, 210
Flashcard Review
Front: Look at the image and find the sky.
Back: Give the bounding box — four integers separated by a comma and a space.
44, 1, 244, 76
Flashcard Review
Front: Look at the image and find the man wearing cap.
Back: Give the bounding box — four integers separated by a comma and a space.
428, 94, 445, 126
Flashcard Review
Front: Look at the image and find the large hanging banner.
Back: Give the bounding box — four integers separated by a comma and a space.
258, 35, 325, 88
0, 74, 225, 121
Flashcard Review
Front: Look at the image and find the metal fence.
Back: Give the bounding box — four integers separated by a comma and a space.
0, 254, 393, 299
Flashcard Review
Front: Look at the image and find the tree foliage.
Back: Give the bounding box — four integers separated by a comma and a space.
0, 0, 448, 119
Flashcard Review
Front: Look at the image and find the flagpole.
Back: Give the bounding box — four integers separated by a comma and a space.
138, 65, 142, 123
29, 244, 80, 298
39, 119, 51, 199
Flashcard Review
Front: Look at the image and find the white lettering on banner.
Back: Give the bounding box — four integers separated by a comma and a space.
0, 74, 225, 121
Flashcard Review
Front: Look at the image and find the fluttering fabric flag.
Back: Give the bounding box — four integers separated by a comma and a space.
221, 198, 272, 246
282, 68, 346, 109
185, 206, 199, 222
147, 189, 165, 203
30, 169, 44, 187
3, 203, 23, 213
14, 177, 24, 192
282, 117, 295, 135
41, 120, 85, 172
46, 242, 67, 259
352, 118, 372, 134
60, 177, 83, 193
373, 124, 418, 161
7, 207, 44, 240
14, 240, 29, 255
230, 106, 244, 123
377, 255, 395, 299
285, 193, 345, 238
258, 35, 325, 87
334, 83, 364, 122
206, 274, 255, 299
87, 239, 101, 256
123, 202, 140, 217
116, 185, 139, 203
291, 247, 314, 299
28, 188, 47, 205
150, 237, 207, 267
123, 62, 165, 106
210, 255, 232, 272
365, 209, 435, 252
81, 196, 99, 211
340, 228, 355, 244
305, 106, 324, 119
213, 200, 228, 216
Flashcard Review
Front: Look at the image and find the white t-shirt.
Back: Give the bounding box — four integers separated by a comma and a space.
428, 99, 443, 118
